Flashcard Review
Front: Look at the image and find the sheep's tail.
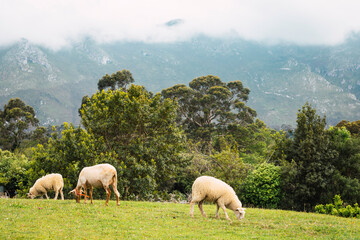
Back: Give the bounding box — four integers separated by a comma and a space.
112, 171, 118, 189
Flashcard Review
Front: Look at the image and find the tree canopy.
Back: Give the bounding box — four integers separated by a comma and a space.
97, 69, 134, 91
275, 102, 338, 210
0, 98, 39, 151
161, 75, 256, 152
80, 85, 187, 198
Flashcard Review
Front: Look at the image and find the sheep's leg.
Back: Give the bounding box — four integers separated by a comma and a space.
198, 200, 207, 218
83, 186, 87, 204
90, 186, 93, 204
218, 202, 230, 220
45, 192, 49, 200
104, 186, 111, 206
60, 188, 64, 200
54, 190, 59, 200
190, 201, 196, 217
111, 182, 120, 206
215, 204, 220, 219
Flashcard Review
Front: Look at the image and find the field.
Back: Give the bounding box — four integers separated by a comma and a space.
1, 198, 360, 239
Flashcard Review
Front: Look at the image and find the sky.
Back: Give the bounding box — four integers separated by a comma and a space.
1, 0, 360, 50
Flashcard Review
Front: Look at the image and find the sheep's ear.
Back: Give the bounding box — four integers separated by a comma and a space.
69, 189, 75, 195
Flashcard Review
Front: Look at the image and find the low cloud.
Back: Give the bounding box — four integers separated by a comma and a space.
1, 0, 360, 50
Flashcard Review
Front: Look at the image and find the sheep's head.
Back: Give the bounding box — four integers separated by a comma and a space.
69, 189, 82, 203
234, 207, 246, 220
27, 188, 36, 199
27, 192, 36, 199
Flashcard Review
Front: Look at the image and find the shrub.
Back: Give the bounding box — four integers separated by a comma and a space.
315, 195, 360, 218
242, 163, 282, 208
0, 150, 30, 197
314, 204, 325, 214
325, 204, 335, 214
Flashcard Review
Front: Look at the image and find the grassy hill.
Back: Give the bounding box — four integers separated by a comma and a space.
1, 198, 359, 239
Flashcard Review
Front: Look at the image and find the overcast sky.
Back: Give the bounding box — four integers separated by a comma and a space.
1, 0, 360, 50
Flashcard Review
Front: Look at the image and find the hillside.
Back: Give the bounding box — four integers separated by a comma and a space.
1, 35, 360, 127
1, 199, 359, 239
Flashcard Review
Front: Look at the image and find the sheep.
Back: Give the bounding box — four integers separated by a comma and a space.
189, 176, 245, 221
69, 163, 120, 206
27, 173, 64, 200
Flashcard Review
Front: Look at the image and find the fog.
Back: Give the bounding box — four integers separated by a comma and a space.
1, 0, 360, 49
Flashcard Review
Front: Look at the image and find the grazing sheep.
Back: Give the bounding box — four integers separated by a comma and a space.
190, 176, 245, 220
69, 163, 120, 206
27, 173, 64, 200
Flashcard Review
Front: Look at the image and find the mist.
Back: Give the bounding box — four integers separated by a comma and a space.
1, 0, 360, 50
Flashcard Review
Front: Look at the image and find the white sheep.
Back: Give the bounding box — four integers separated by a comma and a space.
27, 173, 64, 200
69, 163, 120, 206
190, 176, 245, 220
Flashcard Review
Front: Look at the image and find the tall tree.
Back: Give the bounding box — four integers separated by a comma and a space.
277, 102, 337, 210
335, 120, 360, 136
161, 75, 256, 152
97, 69, 134, 91
328, 126, 360, 204
0, 98, 39, 151
80, 85, 187, 198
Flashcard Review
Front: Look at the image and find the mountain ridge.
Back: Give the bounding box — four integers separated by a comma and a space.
1, 36, 360, 128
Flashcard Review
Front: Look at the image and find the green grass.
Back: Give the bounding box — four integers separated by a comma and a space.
1, 198, 359, 239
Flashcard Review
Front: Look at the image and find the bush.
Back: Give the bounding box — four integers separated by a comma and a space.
0, 150, 30, 197
315, 195, 360, 218
314, 204, 325, 214
325, 204, 335, 214
242, 163, 282, 208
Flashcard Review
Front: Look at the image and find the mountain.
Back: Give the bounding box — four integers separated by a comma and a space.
1, 35, 360, 128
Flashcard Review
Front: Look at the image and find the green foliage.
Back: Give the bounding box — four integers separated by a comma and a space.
97, 69, 134, 91
0, 98, 39, 151
327, 126, 360, 204
80, 85, 187, 199
242, 163, 282, 208
29, 122, 103, 196
335, 120, 360, 136
275, 102, 338, 210
222, 120, 280, 164
315, 195, 360, 218
161, 75, 256, 153
314, 204, 326, 214
208, 147, 249, 195
0, 149, 30, 197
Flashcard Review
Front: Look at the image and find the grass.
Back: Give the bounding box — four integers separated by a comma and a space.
1, 198, 360, 239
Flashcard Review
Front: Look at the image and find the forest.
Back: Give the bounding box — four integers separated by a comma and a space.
1, 69, 360, 212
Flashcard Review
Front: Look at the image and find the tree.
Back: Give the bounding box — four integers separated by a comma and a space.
30, 123, 103, 197
0, 98, 39, 151
79, 70, 135, 117
161, 75, 256, 153
0, 149, 30, 197
276, 102, 337, 210
219, 119, 279, 164
97, 69, 134, 91
327, 126, 360, 204
80, 85, 187, 199
335, 120, 360, 136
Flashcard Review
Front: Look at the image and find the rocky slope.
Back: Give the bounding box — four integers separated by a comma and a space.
1, 36, 360, 128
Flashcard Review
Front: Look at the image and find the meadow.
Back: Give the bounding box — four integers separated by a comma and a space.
0, 198, 359, 239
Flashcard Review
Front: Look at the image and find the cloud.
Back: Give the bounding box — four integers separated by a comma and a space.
1, 0, 360, 49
